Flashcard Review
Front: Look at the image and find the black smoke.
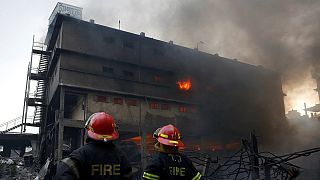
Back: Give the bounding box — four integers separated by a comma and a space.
84, 0, 320, 109
83, 0, 320, 177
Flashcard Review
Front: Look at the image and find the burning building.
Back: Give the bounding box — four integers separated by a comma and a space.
22, 2, 287, 174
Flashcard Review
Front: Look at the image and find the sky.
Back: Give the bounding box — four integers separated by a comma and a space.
0, 0, 319, 128
0, 0, 81, 128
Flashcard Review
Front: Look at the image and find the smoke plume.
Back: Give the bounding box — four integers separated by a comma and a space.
155, 0, 320, 108
84, 0, 320, 111
82, 0, 320, 177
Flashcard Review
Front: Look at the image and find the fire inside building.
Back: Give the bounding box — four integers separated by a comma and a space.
14, 2, 290, 178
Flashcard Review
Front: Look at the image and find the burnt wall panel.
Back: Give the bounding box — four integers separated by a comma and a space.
140, 39, 179, 71
60, 69, 190, 102
86, 93, 197, 128
59, 52, 193, 101
61, 18, 139, 64
87, 94, 141, 125
48, 59, 61, 102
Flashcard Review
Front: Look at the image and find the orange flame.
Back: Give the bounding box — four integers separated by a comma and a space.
177, 79, 192, 91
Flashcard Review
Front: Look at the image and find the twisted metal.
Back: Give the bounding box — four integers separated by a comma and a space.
185, 142, 320, 180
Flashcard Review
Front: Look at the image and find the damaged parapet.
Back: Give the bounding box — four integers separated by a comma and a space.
49, 2, 83, 25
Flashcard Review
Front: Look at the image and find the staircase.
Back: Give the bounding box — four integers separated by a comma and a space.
17, 38, 51, 133
31, 49, 50, 125
0, 116, 36, 134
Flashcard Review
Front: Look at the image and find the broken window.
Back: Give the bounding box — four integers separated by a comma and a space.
64, 93, 85, 119
114, 97, 123, 105
161, 104, 170, 110
96, 95, 108, 103
179, 106, 186, 113
126, 99, 137, 106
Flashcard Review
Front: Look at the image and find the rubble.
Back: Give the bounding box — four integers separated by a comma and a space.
0, 157, 37, 180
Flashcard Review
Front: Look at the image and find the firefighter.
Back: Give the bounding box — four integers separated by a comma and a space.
55, 112, 132, 180
142, 124, 202, 180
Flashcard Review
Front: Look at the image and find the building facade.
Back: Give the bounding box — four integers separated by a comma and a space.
34, 12, 286, 174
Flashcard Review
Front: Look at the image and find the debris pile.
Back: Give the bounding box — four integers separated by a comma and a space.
0, 157, 37, 180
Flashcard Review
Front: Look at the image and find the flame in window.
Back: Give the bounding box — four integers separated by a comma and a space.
177, 79, 192, 91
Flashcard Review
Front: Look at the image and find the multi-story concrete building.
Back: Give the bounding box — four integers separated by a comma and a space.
22, 3, 287, 175
306, 66, 320, 116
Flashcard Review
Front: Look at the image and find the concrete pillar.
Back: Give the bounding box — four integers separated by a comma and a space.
57, 86, 65, 160
57, 122, 64, 160
31, 140, 38, 156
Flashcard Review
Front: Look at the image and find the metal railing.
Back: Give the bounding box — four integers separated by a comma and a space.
0, 116, 34, 133
21, 36, 50, 133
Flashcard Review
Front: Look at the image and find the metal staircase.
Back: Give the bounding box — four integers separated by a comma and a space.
0, 116, 34, 134
0, 38, 51, 134
18, 37, 51, 133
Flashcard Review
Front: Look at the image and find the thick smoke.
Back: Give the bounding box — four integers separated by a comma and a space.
154, 0, 320, 108
84, 0, 320, 110
152, 1, 320, 172
84, 0, 320, 132
83, 0, 320, 177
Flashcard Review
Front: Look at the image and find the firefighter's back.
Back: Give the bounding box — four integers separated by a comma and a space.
73, 141, 131, 180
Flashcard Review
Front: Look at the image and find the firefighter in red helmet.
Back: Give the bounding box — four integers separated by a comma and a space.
55, 112, 132, 180
142, 124, 202, 180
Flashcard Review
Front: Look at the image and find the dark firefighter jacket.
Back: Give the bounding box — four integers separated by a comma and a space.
143, 152, 202, 180
55, 141, 132, 180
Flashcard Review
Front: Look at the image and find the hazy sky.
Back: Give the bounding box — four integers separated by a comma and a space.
0, 0, 81, 127
0, 0, 319, 129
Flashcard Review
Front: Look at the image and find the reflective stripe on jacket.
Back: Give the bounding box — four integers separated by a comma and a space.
143, 152, 202, 180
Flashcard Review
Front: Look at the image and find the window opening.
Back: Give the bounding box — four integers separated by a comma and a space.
161, 104, 170, 110
179, 106, 186, 113
96, 95, 108, 103
126, 99, 137, 106
150, 102, 160, 109
114, 97, 123, 105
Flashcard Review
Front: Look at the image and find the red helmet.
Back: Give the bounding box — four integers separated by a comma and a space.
85, 112, 119, 141
155, 124, 184, 147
